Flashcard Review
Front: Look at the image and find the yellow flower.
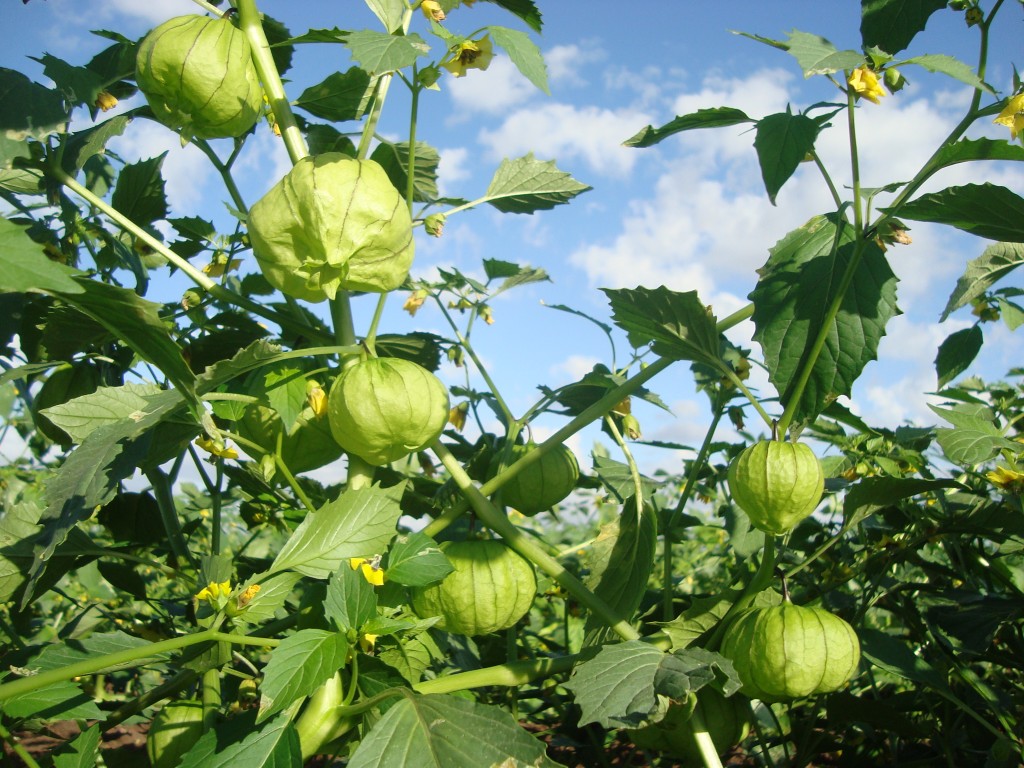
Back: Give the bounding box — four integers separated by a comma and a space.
403, 289, 428, 316
848, 67, 886, 104
195, 436, 239, 460
986, 465, 1024, 491
359, 633, 380, 653
350, 556, 385, 586
94, 91, 118, 111
994, 92, 1024, 141
202, 252, 242, 278
236, 584, 260, 609
443, 35, 494, 78
448, 402, 468, 432
421, 1, 445, 21
196, 580, 231, 603
306, 380, 327, 418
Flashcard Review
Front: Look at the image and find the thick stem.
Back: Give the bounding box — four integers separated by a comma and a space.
689, 702, 725, 768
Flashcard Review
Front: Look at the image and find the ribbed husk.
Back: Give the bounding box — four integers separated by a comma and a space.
136, 15, 263, 140
247, 154, 414, 302
409, 540, 537, 636
728, 440, 824, 534
327, 357, 448, 466
498, 442, 580, 515
721, 604, 861, 701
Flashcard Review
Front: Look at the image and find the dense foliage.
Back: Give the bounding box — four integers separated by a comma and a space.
1, 1, 1023, 766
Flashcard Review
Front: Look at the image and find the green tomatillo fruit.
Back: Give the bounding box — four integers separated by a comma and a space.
629, 688, 750, 763
247, 154, 414, 302
728, 440, 824, 535
720, 603, 861, 702
327, 357, 448, 466
147, 699, 205, 768
496, 442, 580, 516
409, 540, 537, 635
135, 15, 263, 141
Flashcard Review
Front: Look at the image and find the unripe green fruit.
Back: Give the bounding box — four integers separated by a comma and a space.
497, 442, 580, 515
135, 15, 263, 140
247, 154, 414, 302
720, 603, 860, 702
327, 357, 448, 466
238, 404, 342, 476
410, 540, 537, 636
728, 440, 824, 534
629, 688, 750, 762
147, 699, 204, 768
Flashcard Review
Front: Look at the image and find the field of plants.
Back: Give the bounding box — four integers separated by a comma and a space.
1, 0, 1023, 766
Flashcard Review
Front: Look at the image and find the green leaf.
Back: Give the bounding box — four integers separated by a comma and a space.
564, 641, 731, 729
1, 680, 103, 722
346, 693, 560, 768
52, 724, 101, 768
270, 485, 403, 579
31, 53, 105, 109
62, 113, 133, 173
623, 107, 754, 148
483, 153, 591, 213
39, 382, 163, 444
383, 532, 453, 587
889, 184, 1024, 242
842, 476, 964, 527
751, 214, 899, 427
602, 286, 721, 365
931, 137, 1024, 172
740, 30, 864, 77
658, 592, 739, 649
257, 629, 350, 722
941, 242, 1024, 320
177, 711, 300, 768
483, 0, 543, 32
898, 53, 993, 93
345, 30, 430, 74
364, 0, 407, 33
591, 455, 660, 504
30, 630, 171, 673
860, 0, 948, 56
294, 68, 373, 122
325, 562, 377, 632
860, 628, 950, 690
929, 403, 1016, 465
0, 67, 67, 142
0, 501, 43, 604
0, 217, 85, 295
582, 503, 657, 646
935, 325, 983, 388
234, 571, 302, 625
754, 110, 820, 204
111, 153, 169, 227
371, 140, 440, 203
488, 26, 549, 95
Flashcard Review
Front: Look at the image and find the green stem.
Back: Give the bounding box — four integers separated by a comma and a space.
809, 149, 843, 210
329, 293, 376, 491
146, 467, 198, 569
706, 537, 776, 651
689, 702, 725, 768
0, 722, 42, 768
431, 441, 641, 642
220, 430, 316, 513
236, 0, 308, 164
193, 138, 249, 213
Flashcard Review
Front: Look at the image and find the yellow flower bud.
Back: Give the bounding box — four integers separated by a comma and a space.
421, 1, 445, 21
443, 35, 494, 78
848, 67, 886, 104
994, 92, 1024, 142
94, 91, 118, 111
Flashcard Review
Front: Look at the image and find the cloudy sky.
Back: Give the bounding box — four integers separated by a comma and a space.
4, 0, 1023, 469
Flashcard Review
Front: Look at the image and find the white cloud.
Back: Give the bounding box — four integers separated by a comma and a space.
445, 56, 537, 115
546, 42, 606, 87
437, 147, 470, 196
549, 354, 601, 383
478, 103, 653, 176
101, 0, 192, 26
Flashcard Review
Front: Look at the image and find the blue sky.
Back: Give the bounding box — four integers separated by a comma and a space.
3, 1, 1023, 471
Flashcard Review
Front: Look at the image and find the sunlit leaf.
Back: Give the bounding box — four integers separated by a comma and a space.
489, 26, 549, 94
623, 107, 753, 148
483, 153, 591, 213
257, 629, 350, 722
888, 184, 1024, 242
603, 286, 720, 365
345, 30, 430, 74
754, 109, 820, 204
935, 325, 983, 388
941, 242, 1024, 320
860, 0, 948, 56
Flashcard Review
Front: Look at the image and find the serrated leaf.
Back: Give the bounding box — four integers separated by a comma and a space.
888, 184, 1024, 242
935, 325, 983, 388
62, 113, 133, 173
483, 153, 591, 213
591, 455, 659, 505
931, 137, 1024, 172
325, 562, 377, 631
371, 140, 439, 203
1, 680, 103, 722
860, 0, 948, 56
31, 53, 105, 109
623, 107, 753, 148
235, 571, 302, 625
0, 66, 67, 141
843, 476, 964, 527
111, 153, 168, 227
936, 427, 1012, 466
754, 110, 820, 204
602, 286, 721, 365
177, 710, 300, 768
775, 30, 865, 77
346, 693, 561, 768
384, 532, 453, 587
345, 30, 430, 74
270, 485, 403, 579
582, 503, 657, 646
0, 217, 85, 295
40, 382, 163, 443
30, 630, 171, 673
942, 242, 1024, 320
751, 213, 899, 427
488, 26, 549, 94
294, 67, 373, 122
258, 629, 350, 722
484, 0, 543, 32
658, 592, 739, 649
899, 53, 993, 93
364, 0, 407, 33
52, 724, 100, 768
